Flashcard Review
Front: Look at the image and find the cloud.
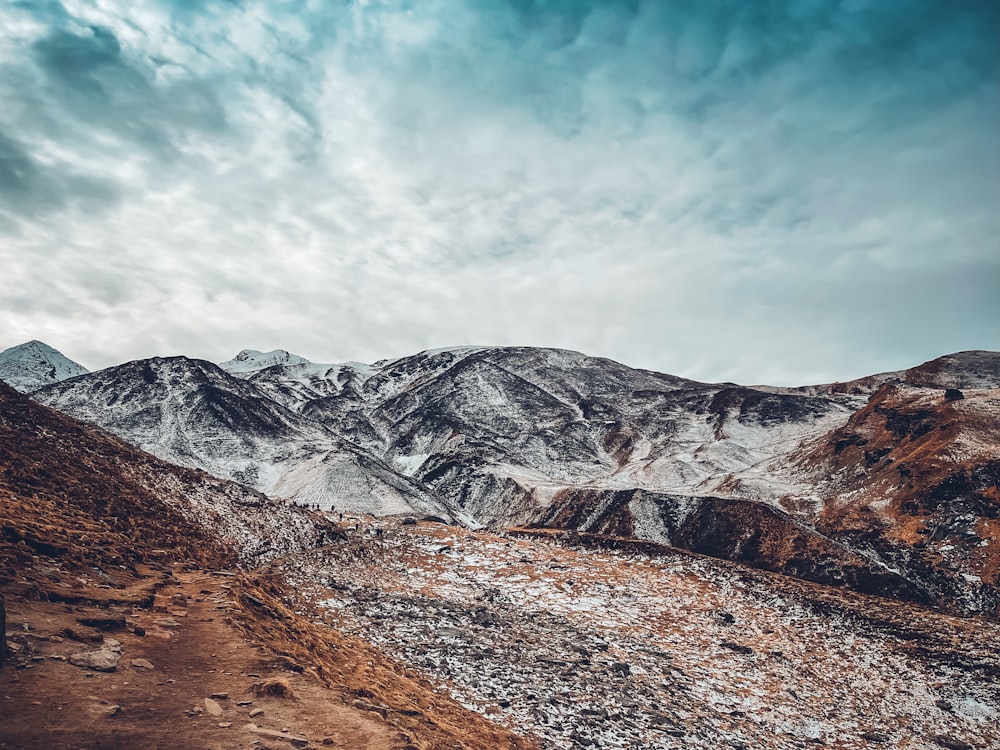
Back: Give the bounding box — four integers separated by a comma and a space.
0, 0, 996, 384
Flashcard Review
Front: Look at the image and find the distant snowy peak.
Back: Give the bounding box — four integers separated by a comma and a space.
219, 348, 311, 376
0, 340, 89, 392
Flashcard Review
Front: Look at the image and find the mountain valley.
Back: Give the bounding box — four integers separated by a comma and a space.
1, 341, 998, 749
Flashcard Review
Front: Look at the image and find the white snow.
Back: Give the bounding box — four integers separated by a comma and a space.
0, 340, 89, 392
219, 348, 311, 375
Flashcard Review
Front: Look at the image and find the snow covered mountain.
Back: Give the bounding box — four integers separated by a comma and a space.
27, 342, 1000, 615
238, 346, 860, 522
35, 356, 466, 523
0, 340, 88, 392
219, 348, 312, 375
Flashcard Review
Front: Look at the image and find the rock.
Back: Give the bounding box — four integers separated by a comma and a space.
720, 641, 754, 655
860, 733, 888, 744
204, 697, 224, 716
69, 639, 124, 672
612, 662, 631, 676
171, 593, 188, 607
154, 617, 181, 629
934, 699, 954, 712
352, 699, 389, 718
245, 723, 310, 747
133, 625, 145, 637
933, 737, 973, 750
210, 692, 229, 700
249, 707, 264, 717
218, 722, 232, 728
131, 658, 155, 670
76, 616, 126, 632
105, 705, 121, 717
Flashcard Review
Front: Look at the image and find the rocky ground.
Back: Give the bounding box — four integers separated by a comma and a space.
276, 519, 999, 750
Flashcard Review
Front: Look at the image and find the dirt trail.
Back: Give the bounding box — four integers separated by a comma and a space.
1, 568, 407, 750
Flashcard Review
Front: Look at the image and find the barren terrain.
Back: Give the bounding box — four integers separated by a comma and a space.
277, 519, 999, 750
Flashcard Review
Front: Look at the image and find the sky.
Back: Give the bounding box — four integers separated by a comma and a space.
0, 0, 997, 385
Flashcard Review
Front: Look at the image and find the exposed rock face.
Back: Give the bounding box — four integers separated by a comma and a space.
533, 489, 927, 603
798, 381, 1000, 616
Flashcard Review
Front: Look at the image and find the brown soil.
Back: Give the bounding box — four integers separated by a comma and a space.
1, 570, 402, 749
1, 564, 538, 750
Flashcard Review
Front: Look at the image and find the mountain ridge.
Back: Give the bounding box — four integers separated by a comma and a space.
19, 340, 1000, 615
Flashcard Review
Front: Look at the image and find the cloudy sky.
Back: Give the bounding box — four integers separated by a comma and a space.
0, 0, 996, 385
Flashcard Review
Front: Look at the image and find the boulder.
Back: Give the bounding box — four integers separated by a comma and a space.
69, 638, 124, 672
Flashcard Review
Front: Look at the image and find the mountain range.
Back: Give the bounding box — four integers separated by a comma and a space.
3, 341, 997, 616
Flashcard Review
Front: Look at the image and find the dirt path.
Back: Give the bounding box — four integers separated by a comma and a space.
1, 569, 405, 750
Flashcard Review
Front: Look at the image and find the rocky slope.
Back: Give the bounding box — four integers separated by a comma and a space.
278, 518, 1000, 750
0, 339, 88, 392
801, 380, 1000, 616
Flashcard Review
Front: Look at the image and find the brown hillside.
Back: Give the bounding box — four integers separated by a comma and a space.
799, 381, 1000, 615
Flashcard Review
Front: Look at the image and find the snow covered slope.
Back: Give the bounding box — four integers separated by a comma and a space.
286, 346, 860, 525
219, 348, 311, 375
34, 356, 463, 523
0, 340, 88, 392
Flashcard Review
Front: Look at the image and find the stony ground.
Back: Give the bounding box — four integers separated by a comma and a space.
276, 519, 999, 750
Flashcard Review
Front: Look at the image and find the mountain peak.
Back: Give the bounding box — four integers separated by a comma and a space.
219, 348, 311, 375
0, 340, 89, 392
